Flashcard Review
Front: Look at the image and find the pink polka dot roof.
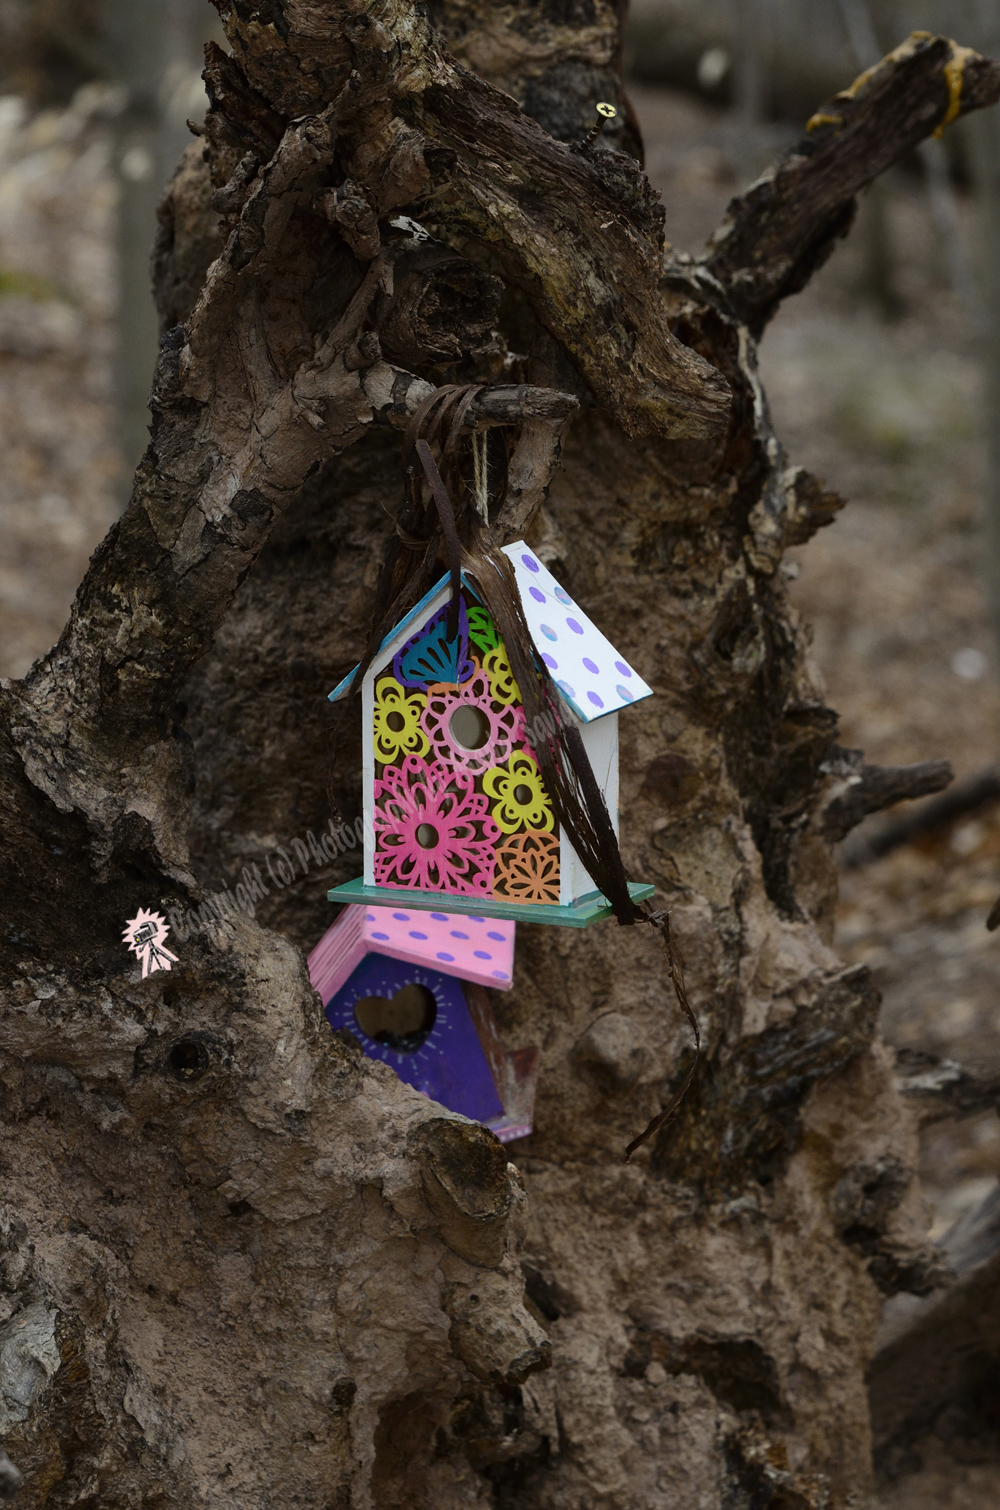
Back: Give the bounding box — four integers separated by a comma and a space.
504, 543, 653, 723
308, 902, 516, 1005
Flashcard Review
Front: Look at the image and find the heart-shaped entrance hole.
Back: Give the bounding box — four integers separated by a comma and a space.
354, 983, 437, 1053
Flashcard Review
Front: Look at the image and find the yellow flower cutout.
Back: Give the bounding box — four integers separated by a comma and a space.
373, 676, 429, 762
482, 751, 554, 833
484, 643, 521, 707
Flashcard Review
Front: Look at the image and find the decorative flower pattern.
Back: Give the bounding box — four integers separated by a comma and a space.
483, 644, 521, 707
493, 832, 560, 905
482, 751, 554, 834
421, 661, 527, 774
467, 605, 500, 655
371, 589, 570, 908
373, 676, 429, 762
373, 754, 499, 895
394, 599, 474, 691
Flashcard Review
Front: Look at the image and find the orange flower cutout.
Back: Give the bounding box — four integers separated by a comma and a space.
493, 831, 560, 905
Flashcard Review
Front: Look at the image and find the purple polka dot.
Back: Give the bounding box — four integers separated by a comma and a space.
487, 930, 505, 941
431, 912, 449, 921
474, 950, 492, 960
408, 930, 428, 940
469, 916, 486, 923
542, 653, 558, 669
491, 970, 508, 979
616, 683, 634, 702
614, 660, 632, 678
450, 930, 469, 939
529, 586, 546, 603
587, 691, 604, 708
436, 951, 455, 962
392, 912, 409, 921
540, 624, 557, 641
372, 931, 390, 941
566, 618, 584, 635
557, 680, 575, 699
366, 913, 376, 921
582, 657, 599, 674
521, 553, 540, 572
554, 586, 572, 605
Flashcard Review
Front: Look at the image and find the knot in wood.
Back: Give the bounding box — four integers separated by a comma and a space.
410, 1118, 513, 1266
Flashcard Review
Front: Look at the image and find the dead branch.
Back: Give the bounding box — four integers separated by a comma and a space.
703, 34, 1000, 333
840, 765, 1000, 867
823, 756, 954, 843
894, 1047, 1000, 1124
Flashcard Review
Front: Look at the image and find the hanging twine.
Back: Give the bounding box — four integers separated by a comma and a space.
472, 430, 489, 522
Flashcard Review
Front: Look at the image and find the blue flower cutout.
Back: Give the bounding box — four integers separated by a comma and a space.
393, 598, 475, 690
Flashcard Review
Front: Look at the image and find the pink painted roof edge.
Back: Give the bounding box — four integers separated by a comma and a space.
308, 903, 516, 1001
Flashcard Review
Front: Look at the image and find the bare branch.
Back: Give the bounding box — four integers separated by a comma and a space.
703, 34, 1000, 332
894, 1048, 1000, 1125
823, 757, 954, 843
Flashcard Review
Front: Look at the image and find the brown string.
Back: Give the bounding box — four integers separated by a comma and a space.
624, 907, 701, 1162
327, 385, 494, 809
460, 528, 639, 926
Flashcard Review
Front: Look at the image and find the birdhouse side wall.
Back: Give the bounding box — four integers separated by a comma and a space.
560, 710, 620, 906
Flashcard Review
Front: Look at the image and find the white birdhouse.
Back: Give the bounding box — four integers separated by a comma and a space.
327, 541, 653, 926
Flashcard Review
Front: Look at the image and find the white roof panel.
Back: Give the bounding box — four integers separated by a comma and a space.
501, 542, 653, 723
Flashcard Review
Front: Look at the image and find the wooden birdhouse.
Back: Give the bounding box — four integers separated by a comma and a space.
308, 903, 537, 1140
327, 541, 654, 925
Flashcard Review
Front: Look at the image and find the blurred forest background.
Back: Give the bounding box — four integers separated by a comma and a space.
3, 0, 1000, 1503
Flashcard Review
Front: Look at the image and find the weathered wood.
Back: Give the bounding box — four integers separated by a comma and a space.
2, 4, 1000, 1505
894, 1047, 1000, 1124
841, 764, 1000, 867
704, 34, 1000, 333
823, 756, 954, 843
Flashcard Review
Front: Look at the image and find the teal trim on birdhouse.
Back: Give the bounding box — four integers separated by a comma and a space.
327, 878, 656, 928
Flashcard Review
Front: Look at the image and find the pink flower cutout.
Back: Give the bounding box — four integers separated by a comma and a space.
373, 754, 500, 895
422, 661, 528, 775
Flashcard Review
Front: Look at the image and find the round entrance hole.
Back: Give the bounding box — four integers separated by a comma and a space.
386, 710, 406, 732
513, 784, 533, 805
415, 822, 439, 849
166, 1038, 210, 1082
354, 983, 437, 1053
449, 704, 491, 751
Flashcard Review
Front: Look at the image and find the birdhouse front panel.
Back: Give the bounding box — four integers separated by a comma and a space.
322, 951, 506, 1125
363, 583, 567, 908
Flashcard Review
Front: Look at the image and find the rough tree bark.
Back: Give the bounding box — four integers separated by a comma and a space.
1, 8, 997, 1508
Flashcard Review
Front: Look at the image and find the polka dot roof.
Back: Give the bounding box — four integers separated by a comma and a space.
308, 903, 516, 1006
502, 542, 653, 723
327, 540, 653, 721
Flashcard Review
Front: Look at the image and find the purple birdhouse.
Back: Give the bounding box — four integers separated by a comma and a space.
308, 903, 537, 1140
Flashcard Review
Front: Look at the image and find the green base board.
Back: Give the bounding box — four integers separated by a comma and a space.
326, 878, 655, 928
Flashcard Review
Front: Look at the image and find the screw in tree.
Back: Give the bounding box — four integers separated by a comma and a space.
574, 101, 617, 154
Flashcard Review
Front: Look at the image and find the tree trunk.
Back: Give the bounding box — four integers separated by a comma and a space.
1, 9, 997, 1508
